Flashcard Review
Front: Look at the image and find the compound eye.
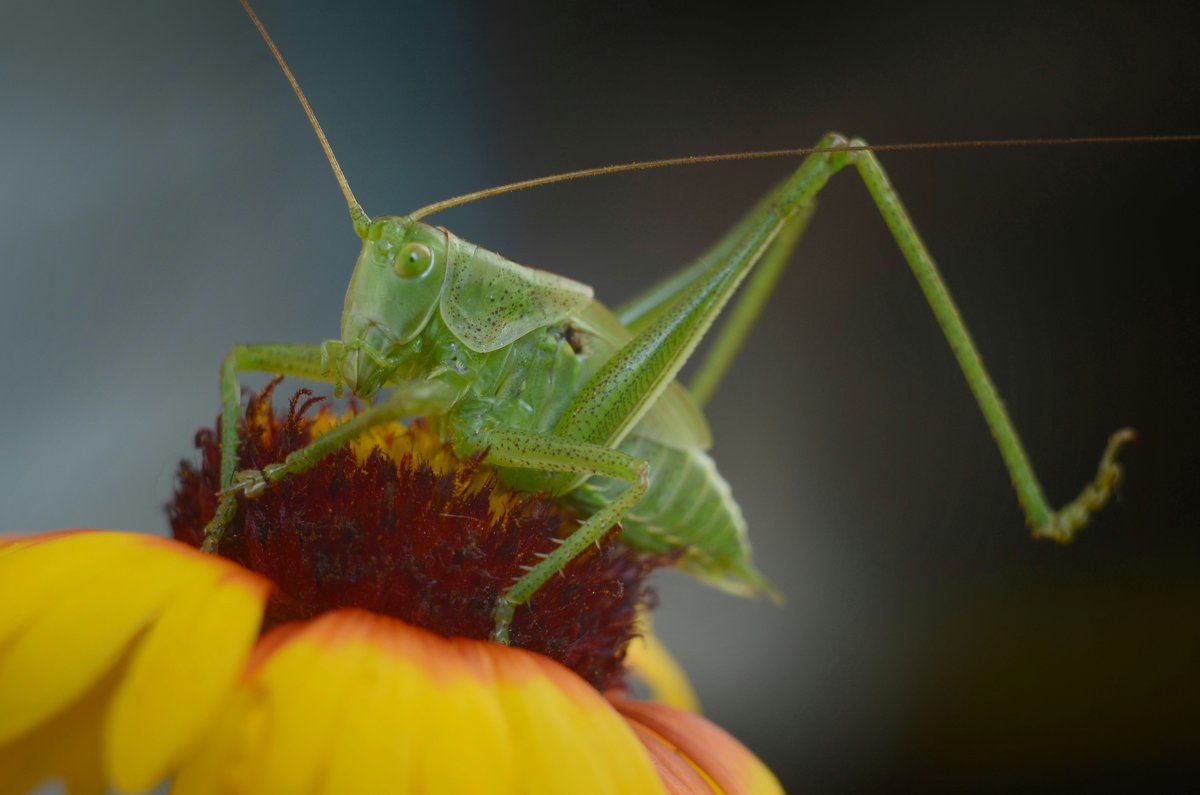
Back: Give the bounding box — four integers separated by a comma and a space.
394, 242, 434, 278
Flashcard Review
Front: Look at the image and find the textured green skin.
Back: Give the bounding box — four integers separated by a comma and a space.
346, 220, 764, 595
216, 136, 1130, 617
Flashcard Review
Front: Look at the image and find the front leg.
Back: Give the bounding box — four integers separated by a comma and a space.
217, 344, 332, 492
226, 379, 456, 498
201, 340, 453, 552
199, 344, 331, 552
481, 428, 651, 645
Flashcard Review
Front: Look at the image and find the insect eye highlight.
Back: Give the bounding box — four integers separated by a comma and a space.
394, 242, 434, 278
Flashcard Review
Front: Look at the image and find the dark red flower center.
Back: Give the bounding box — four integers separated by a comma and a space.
168, 380, 665, 690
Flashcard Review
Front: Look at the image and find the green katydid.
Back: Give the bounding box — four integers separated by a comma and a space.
207, 0, 1144, 644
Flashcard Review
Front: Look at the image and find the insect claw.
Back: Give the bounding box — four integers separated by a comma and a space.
226, 469, 268, 499
489, 597, 514, 645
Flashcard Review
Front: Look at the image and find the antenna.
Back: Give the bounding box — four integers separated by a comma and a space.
408, 134, 1200, 221
240, 0, 370, 237
236, 6, 1200, 230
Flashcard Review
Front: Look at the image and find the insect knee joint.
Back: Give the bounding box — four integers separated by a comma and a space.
633, 461, 651, 490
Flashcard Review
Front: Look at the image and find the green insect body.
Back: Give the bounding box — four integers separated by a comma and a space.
332, 215, 765, 598
212, 1, 1134, 644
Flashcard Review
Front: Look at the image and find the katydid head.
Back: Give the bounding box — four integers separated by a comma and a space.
339, 213, 596, 397
340, 216, 449, 397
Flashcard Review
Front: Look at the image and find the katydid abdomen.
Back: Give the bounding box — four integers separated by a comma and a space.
568, 435, 771, 598
436, 286, 769, 598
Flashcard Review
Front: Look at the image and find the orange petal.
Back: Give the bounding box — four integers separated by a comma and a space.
625, 719, 716, 794
612, 697, 784, 795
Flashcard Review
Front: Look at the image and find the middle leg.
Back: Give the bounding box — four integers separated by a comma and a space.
481, 427, 650, 644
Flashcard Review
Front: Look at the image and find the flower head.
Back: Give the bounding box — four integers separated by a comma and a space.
0, 384, 782, 793
170, 381, 661, 690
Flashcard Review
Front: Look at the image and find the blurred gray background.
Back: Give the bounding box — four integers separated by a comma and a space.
3, 1, 1198, 791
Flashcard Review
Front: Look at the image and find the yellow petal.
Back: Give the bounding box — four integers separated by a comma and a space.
0, 657, 120, 795
0, 531, 271, 795
177, 610, 666, 795
0, 531, 132, 650
105, 566, 270, 793
624, 618, 701, 712
0, 532, 207, 744
491, 647, 664, 793
321, 635, 428, 793
243, 618, 368, 794
169, 686, 257, 795
613, 697, 784, 795
323, 623, 516, 793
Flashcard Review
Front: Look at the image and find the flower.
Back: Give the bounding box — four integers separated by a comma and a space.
0, 531, 271, 794
0, 384, 782, 793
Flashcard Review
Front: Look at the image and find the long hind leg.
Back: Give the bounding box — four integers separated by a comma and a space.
844, 141, 1131, 540
605, 135, 1129, 541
